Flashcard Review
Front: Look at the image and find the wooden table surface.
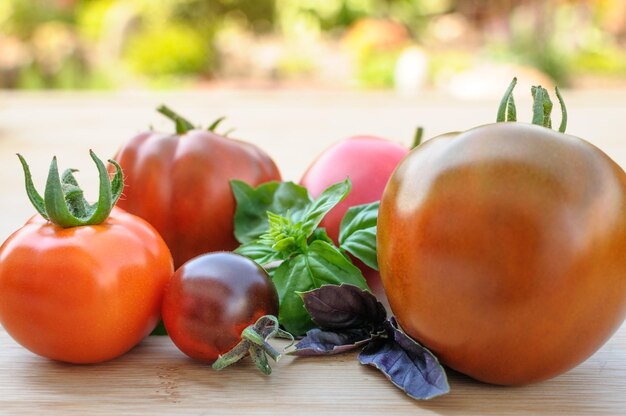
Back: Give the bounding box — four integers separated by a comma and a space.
1, 89, 626, 415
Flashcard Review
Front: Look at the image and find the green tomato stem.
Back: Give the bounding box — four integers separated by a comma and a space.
506, 93, 517, 122
411, 127, 424, 149
17, 151, 123, 228
531, 86, 545, 126
249, 347, 272, 375
555, 86, 568, 133
207, 116, 226, 132
212, 315, 293, 376
496, 77, 517, 123
222, 127, 236, 137
157, 105, 195, 134
156, 106, 229, 135
496, 78, 568, 133
17, 154, 48, 220
532, 85, 554, 128
211, 342, 250, 371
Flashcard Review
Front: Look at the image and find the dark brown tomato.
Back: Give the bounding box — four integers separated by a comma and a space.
161, 252, 279, 362
114, 130, 281, 268
378, 122, 626, 385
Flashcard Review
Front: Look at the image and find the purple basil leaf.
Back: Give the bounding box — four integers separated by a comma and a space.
300, 283, 387, 330
358, 318, 449, 400
292, 328, 373, 356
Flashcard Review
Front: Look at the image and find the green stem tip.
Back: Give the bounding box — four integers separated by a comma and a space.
411, 126, 424, 149
496, 77, 567, 133
212, 315, 294, 376
555, 86, 568, 133
156, 106, 230, 135
17, 151, 123, 228
497, 77, 518, 123
157, 105, 196, 134
207, 116, 227, 132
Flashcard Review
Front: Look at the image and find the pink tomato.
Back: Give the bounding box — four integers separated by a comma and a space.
301, 135, 409, 242
300, 134, 413, 294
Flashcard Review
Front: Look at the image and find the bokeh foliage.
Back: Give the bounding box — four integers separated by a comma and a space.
0, 0, 624, 89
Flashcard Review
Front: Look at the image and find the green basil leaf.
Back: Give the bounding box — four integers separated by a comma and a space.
273, 240, 369, 336
308, 228, 334, 245
234, 240, 283, 267
300, 179, 351, 237
309, 228, 352, 263
339, 201, 379, 270
341, 228, 378, 270
231, 180, 312, 244
339, 201, 379, 241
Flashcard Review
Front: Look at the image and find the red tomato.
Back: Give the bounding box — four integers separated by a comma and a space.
378, 122, 626, 385
162, 252, 278, 362
114, 109, 281, 268
0, 208, 173, 364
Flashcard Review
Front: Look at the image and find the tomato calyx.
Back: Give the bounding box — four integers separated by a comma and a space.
17, 150, 123, 228
497, 77, 568, 133
212, 315, 293, 375
156, 105, 226, 135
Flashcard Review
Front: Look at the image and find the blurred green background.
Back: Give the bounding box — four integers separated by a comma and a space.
0, 0, 625, 92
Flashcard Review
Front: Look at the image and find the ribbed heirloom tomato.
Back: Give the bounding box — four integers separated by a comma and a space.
113, 107, 281, 268
378, 80, 626, 385
0, 152, 173, 364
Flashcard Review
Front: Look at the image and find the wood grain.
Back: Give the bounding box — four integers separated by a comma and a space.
1, 325, 625, 415
1, 90, 626, 415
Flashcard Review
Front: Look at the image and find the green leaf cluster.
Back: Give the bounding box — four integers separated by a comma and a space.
231, 178, 380, 335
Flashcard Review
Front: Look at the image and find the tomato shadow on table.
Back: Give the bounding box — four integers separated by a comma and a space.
287, 354, 624, 415
414, 366, 622, 416
12, 333, 624, 413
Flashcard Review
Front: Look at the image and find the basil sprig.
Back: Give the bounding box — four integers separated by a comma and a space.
231, 178, 378, 335
231, 180, 312, 244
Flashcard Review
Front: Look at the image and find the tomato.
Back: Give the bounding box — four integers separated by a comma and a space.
301, 135, 409, 243
300, 135, 410, 294
0, 208, 173, 364
0, 152, 174, 364
162, 252, 278, 363
114, 107, 281, 268
378, 84, 626, 385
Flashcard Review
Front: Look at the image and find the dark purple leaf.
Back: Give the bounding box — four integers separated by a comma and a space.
358, 318, 449, 400
300, 284, 387, 330
291, 328, 374, 356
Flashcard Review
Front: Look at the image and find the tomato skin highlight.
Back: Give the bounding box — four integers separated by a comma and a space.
0, 208, 174, 364
114, 129, 281, 268
162, 252, 279, 363
378, 123, 626, 385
